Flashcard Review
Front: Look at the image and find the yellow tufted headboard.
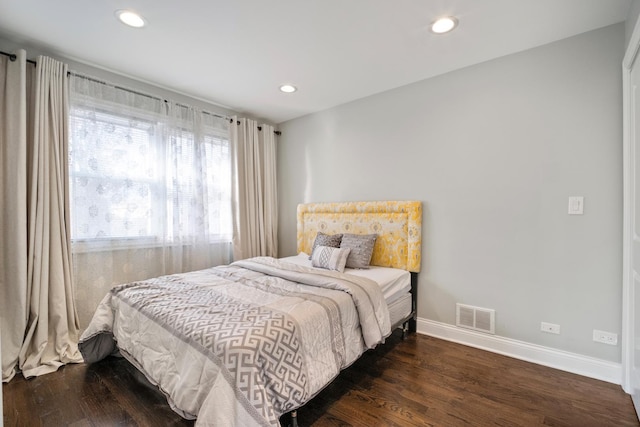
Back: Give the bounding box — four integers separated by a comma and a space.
296, 201, 422, 273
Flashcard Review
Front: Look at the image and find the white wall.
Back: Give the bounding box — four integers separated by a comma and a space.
626, 0, 640, 48
278, 24, 624, 363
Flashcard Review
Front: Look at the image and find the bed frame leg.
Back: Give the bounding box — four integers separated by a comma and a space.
401, 321, 409, 340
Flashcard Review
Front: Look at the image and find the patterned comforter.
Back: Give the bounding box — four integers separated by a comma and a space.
78, 256, 390, 426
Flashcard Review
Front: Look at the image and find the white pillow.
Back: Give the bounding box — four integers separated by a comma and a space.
311, 246, 351, 273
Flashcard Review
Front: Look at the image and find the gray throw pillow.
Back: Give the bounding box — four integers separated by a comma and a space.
309, 232, 343, 259
340, 233, 377, 269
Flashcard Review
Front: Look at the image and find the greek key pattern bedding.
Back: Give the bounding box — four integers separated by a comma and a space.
113, 277, 308, 423
206, 265, 347, 369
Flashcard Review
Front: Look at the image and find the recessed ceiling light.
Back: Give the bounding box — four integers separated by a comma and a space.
116, 10, 146, 28
431, 16, 458, 34
279, 84, 297, 93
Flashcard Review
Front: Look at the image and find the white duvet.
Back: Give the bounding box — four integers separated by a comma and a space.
79, 256, 390, 426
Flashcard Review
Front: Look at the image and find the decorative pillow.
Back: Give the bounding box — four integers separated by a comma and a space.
309, 232, 343, 260
311, 246, 351, 273
340, 233, 377, 269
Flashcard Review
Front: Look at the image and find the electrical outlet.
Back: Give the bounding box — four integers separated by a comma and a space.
568, 196, 584, 215
541, 322, 560, 334
593, 330, 618, 346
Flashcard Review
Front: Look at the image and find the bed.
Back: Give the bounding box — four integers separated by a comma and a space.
78, 200, 422, 427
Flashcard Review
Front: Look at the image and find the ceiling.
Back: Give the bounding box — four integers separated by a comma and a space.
0, 0, 632, 124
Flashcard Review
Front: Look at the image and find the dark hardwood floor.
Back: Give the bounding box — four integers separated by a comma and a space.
3, 331, 638, 426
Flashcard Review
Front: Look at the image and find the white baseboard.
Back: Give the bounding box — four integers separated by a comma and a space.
416, 317, 622, 385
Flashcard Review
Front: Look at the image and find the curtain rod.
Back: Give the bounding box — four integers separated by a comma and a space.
0, 50, 36, 65
0, 51, 281, 136
263, 126, 282, 136
233, 120, 281, 136
71, 72, 281, 136
69, 71, 232, 122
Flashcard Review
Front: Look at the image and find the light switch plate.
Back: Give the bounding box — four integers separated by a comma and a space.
568, 196, 584, 215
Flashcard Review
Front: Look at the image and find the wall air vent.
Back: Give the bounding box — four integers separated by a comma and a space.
456, 303, 495, 334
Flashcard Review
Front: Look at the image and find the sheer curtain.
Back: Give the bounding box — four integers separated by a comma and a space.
1, 52, 82, 382
68, 75, 233, 327
231, 117, 278, 260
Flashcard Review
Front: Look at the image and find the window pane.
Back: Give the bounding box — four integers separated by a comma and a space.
69, 109, 161, 240
204, 135, 232, 240
69, 106, 233, 246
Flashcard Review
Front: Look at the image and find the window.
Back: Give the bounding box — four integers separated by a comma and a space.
70, 108, 161, 242
69, 86, 232, 250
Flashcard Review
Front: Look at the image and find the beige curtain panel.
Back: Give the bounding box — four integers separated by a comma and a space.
1, 51, 82, 382
231, 117, 278, 260
0, 50, 30, 382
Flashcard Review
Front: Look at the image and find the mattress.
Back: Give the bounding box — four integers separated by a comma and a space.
388, 293, 412, 327
280, 253, 411, 304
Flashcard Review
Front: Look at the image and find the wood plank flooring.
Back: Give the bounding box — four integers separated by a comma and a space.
3, 331, 638, 426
